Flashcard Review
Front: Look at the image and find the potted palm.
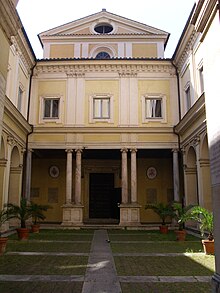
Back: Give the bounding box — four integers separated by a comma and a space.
145, 203, 174, 234
0, 209, 9, 255
172, 202, 194, 241
30, 202, 50, 233
7, 198, 32, 240
190, 206, 214, 254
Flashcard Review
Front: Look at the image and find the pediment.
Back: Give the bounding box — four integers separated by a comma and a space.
39, 9, 168, 38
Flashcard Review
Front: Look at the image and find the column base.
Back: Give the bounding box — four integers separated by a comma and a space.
61, 204, 84, 226
212, 273, 220, 293
119, 203, 141, 226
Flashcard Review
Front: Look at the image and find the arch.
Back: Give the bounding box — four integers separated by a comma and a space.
10, 146, 20, 167
0, 137, 6, 159
200, 134, 209, 159
184, 146, 198, 206
89, 45, 116, 59
8, 146, 22, 205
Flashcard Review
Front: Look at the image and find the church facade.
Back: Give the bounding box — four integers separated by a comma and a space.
0, 0, 218, 228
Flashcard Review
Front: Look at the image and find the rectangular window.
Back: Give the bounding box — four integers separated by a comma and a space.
93, 97, 110, 119
17, 87, 23, 112
44, 98, 59, 118
145, 98, 162, 118
199, 66, 204, 94
185, 86, 191, 110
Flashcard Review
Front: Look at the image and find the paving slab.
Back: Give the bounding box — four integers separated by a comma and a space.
82, 230, 121, 293
0, 275, 84, 282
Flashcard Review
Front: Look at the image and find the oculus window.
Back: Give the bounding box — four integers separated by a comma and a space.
95, 52, 111, 59
94, 23, 113, 34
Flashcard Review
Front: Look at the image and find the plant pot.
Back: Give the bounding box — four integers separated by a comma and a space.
16, 228, 29, 240
0, 237, 8, 255
31, 224, 40, 233
175, 230, 186, 241
159, 225, 168, 234
202, 239, 214, 255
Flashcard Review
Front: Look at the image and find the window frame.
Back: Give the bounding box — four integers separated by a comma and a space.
184, 82, 191, 111
89, 94, 114, 123
142, 93, 166, 123
17, 86, 23, 112
39, 95, 63, 124
198, 65, 204, 95
43, 98, 60, 119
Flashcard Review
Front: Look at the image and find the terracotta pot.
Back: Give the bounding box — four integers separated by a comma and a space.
175, 230, 186, 241
0, 237, 8, 255
31, 224, 40, 233
16, 228, 29, 240
202, 239, 214, 255
159, 225, 168, 234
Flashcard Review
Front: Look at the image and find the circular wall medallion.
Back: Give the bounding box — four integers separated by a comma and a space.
146, 166, 157, 179
49, 165, 60, 178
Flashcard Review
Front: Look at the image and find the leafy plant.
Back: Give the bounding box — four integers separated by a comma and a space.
172, 202, 194, 230
145, 203, 174, 225
190, 206, 214, 241
0, 209, 9, 236
30, 202, 50, 225
7, 198, 32, 228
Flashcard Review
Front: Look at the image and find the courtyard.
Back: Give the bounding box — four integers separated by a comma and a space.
0, 228, 215, 293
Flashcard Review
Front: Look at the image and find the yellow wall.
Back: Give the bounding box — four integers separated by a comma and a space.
0, 29, 10, 79
85, 79, 119, 126
138, 158, 173, 223
31, 158, 66, 222
138, 79, 170, 125
50, 44, 74, 58
133, 44, 157, 58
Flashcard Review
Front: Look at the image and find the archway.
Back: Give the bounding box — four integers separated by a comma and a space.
185, 146, 198, 205
8, 146, 22, 205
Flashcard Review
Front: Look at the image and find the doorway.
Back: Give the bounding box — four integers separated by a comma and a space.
89, 173, 120, 219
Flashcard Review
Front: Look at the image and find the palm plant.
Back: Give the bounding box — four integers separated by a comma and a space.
7, 198, 32, 228
190, 206, 214, 241
172, 202, 194, 230
0, 209, 9, 236
145, 203, 174, 225
30, 202, 50, 225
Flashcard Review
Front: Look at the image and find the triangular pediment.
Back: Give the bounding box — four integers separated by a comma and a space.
39, 9, 168, 38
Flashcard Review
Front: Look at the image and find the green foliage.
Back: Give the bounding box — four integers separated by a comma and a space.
29, 202, 51, 224
190, 206, 214, 241
172, 202, 195, 230
0, 209, 9, 227
145, 203, 174, 225
7, 198, 32, 228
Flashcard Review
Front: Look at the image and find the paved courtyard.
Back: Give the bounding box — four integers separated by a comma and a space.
0, 228, 215, 292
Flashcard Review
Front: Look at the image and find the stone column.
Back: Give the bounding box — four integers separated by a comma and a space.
172, 149, 180, 202
65, 149, 73, 204
25, 149, 33, 201
130, 148, 137, 203
121, 148, 128, 204
75, 148, 82, 204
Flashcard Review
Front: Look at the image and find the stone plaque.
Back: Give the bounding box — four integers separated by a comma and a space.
146, 188, 157, 204
48, 188, 58, 203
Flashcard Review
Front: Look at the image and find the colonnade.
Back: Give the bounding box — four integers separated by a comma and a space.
24, 147, 180, 226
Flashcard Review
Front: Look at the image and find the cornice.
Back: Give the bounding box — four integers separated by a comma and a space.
11, 33, 35, 74
34, 61, 176, 76
32, 126, 175, 134
0, 0, 22, 41
174, 94, 206, 135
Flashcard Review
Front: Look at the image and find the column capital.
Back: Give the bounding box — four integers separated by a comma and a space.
172, 148, 179, 153
75, 148, 83, 154
130, 148, 137, 153
65, 149, 73, 153
121, 148, 128, 153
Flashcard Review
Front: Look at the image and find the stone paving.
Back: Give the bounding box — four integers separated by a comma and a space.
0, 229, 213, 293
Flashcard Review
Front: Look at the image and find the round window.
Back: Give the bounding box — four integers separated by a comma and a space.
94, 23, 113, 34
95, 52, 111, 59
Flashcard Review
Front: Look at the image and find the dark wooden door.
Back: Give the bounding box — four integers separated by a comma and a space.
89, 173, 115, 219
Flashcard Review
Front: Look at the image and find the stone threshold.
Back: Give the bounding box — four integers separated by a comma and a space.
0, 275, 211, 283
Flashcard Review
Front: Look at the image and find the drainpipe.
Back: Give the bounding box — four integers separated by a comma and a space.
172, 61, 185, 206
21, 62, 36, 198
